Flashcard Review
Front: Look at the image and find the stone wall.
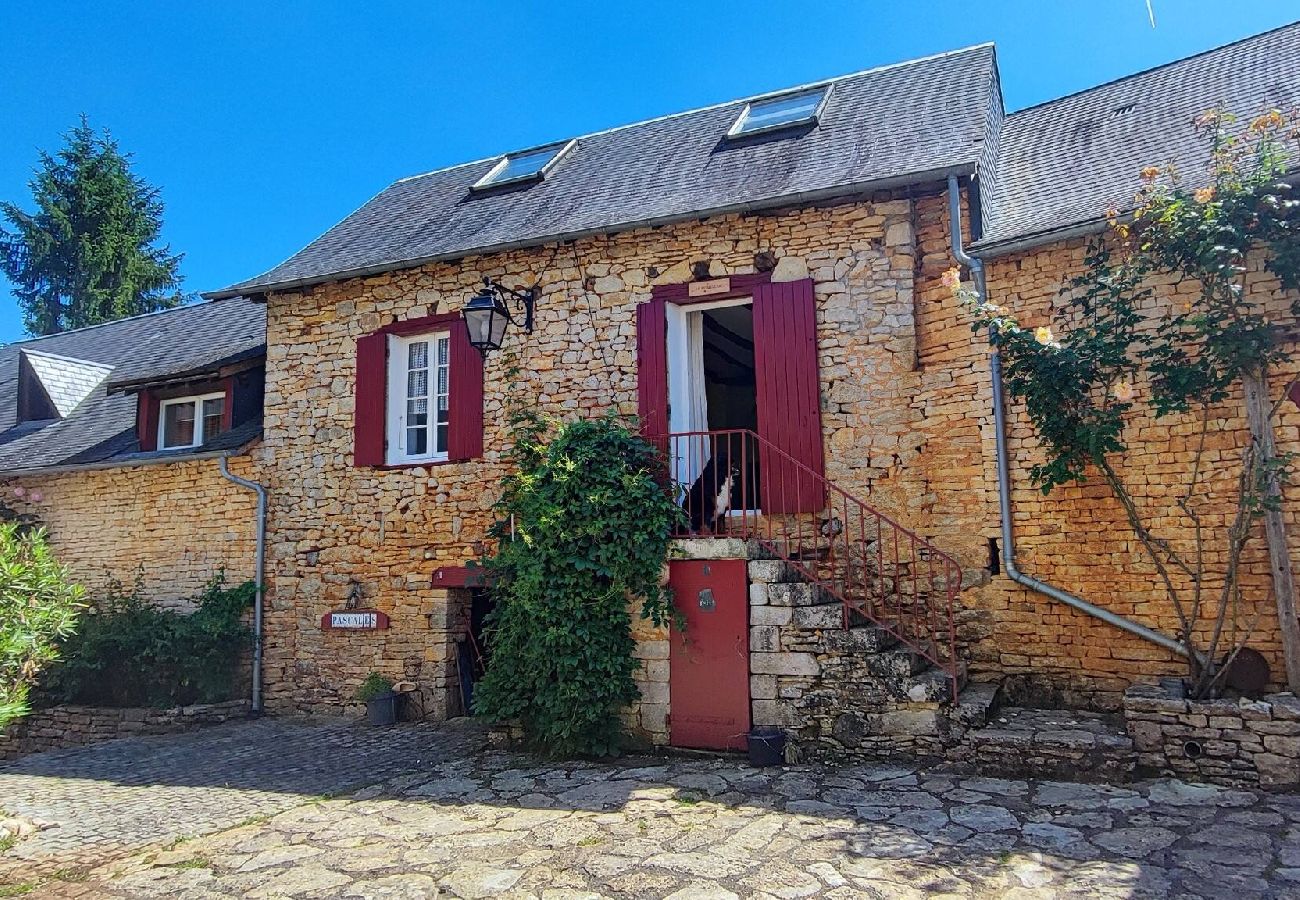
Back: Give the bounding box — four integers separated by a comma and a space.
1123, 683, 1300, 789
913, 226, 1300, 710
0, 700, 249, 761
2, 455, 259, 611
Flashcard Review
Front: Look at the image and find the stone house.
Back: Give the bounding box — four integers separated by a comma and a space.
5, 23, 1300, 759
0, 296, 265, 608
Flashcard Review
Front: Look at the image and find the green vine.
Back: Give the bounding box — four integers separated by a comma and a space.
473, 396, 682, 756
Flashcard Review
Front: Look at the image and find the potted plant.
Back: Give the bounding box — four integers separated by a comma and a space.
356, 672, 396, 726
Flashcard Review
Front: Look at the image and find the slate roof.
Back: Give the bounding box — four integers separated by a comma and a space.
207, 44, 1000, 299
0, 297, 265, 474
976, 20, 1300, 253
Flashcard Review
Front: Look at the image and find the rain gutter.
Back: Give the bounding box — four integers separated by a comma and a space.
218, 455, 268, 714
946, 174, 1189, 659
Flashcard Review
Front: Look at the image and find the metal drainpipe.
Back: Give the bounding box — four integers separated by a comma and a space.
946, 174, 1190, 659
219, 455, 268, 713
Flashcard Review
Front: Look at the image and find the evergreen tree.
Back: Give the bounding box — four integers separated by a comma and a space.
0, 116, 185, 336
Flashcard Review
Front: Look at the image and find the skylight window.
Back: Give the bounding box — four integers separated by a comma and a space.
728, 87, 829, 138
472, 140, 574, 190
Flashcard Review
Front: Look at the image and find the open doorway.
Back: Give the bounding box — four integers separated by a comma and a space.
701, 304, 757, 433
667, 298, 761, 521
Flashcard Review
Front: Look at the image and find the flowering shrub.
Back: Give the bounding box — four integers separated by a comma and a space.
0, 524, 83, 730
955, 108, 1300, 696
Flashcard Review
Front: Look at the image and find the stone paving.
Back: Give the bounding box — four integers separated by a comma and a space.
3, 719, 1300, 898
0, 716, 482, 879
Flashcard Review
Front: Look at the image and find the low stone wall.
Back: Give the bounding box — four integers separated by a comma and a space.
0, 700, 250, 762
1123, 683, 1300, 788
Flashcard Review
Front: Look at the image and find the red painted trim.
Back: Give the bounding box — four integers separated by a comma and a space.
219, 376, 235, 431
753, 278, 824, 513
379, 311, 462, 337
651, 272, 773, 305
353, 332, 388, 466
1290, 380, 1300, 410
636, 297, 669, 450
447, 318, 485, 461
432, 565, 488, 588
137, 389, 159, 451
319, 609, 391, 630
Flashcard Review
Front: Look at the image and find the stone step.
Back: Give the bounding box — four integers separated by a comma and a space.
864, 648, 931, 680
893, 663, 967, 704
820, 624, 898, 654
949, 681, 998, 728
956, 706, 1136, 782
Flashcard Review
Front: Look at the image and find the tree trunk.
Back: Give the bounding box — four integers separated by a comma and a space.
1242, 367, 1300, 692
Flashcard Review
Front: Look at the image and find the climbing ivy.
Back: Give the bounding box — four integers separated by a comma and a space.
473, 407, 682, 757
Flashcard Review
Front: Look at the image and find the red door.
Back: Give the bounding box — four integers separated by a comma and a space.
669, 559, 750, 750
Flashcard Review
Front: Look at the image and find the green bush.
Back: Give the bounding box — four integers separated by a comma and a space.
474, 413, 682, 757
43, 575, 253, 708
355, 672, 394, 702
0, 524, 84, 730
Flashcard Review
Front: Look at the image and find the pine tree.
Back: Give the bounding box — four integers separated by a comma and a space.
0, 116, 185, 336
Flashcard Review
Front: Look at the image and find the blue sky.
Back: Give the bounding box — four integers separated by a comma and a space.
1, 1, 1297, 344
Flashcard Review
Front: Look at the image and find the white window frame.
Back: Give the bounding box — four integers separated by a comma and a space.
727, 86, 831, 138
158, 391, 227, 450
471, 139, 576, 190
386, 331, 451, 465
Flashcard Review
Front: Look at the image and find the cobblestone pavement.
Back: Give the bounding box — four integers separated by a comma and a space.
0, 717, 483, 880
2, 721, 1299, 898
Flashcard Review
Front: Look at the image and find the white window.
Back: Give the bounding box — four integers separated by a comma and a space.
471, 139, 575, 190
159, 392, 227, 450
386, 332, 451, 464
728, 87, 829, 138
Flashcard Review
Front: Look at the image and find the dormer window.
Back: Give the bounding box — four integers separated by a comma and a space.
159, 392, 227, 450
728, 87, 829, 138
471, 139, 574, 190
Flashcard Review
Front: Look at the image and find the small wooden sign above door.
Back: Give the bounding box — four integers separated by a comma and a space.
320, 610, 390, 630
688, 277, 731, 298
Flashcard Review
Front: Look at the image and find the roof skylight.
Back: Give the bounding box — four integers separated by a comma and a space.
472, 140, 574, 190
728, 87, 829, 138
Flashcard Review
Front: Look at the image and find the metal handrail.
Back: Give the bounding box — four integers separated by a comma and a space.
660, 429, 961, 695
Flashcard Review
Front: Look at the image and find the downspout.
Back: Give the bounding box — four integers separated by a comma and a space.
219, 455, 268, 713
946, 174, 1189, 659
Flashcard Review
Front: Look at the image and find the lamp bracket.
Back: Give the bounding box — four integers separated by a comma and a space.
482, 277, 537, 333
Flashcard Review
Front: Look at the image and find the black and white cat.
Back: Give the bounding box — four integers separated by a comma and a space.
686, 451, 739, 534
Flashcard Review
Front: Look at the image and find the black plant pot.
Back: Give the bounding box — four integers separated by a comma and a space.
366, 691, 398, 726
747, 727, 787, 766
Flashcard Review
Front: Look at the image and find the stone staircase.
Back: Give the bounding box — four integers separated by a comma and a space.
738, 548, 990, 763
692, 540, 1136, 779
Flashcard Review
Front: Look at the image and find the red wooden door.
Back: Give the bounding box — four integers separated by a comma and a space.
669, 559, 750, 750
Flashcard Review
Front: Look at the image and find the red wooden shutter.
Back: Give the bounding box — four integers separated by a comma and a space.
753, 278, 824, 513
353, 331, 387, 466
636, 297, 668, 450
137, 389, 159, 452
447, 319, 484, 461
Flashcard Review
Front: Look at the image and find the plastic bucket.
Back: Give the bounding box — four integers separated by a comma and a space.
747, 727, 786, 766
367, 692, 398, 726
